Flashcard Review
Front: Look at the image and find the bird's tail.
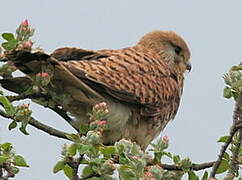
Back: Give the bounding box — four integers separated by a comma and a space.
2, 50, 104, 105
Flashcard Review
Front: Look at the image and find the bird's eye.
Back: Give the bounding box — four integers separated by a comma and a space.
174, 46, 181, 55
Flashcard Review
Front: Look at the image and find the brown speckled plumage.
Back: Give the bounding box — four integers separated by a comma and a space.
4, 30, 191, 149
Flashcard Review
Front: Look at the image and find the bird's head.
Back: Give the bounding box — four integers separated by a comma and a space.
137, 30, 191, 74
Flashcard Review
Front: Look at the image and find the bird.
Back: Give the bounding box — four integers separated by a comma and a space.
1, 30, 191, 149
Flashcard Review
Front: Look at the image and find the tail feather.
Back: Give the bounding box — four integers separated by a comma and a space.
0, 76, 33, 94
4, 50, 104, 105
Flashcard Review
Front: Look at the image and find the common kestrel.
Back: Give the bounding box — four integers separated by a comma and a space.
2, 30, 191, 149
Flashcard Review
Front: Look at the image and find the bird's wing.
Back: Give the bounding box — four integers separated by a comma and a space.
51, 47, 109, 61
59, 47, 182, 117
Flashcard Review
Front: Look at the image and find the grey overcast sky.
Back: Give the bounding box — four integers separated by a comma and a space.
0, 0, 242, 179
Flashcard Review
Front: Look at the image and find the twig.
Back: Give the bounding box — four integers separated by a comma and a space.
210, 91, 242, 178
0, 109, 70, 141
79, 173, 100, 180
225, 92, 242, 179
0, 163, 15, 180
7, 93, 77, 130
49, 106, 77, 129
66, 156, 84, 180
145, 156, 215, 171
6, 93, 48, 102
162, 161, 215, 171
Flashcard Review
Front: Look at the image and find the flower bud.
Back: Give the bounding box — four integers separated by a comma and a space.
37, 72, 49, 78
144, 171, 155, 180
162, 135, 169, 144
100, 160, 116, 175
96, 120, 107, 126
93, 102, 107, 110
0, 53, 4, 59
85, 130, 101, 145
131, 156, 140, 160
21, 19, 29, 27
22, 41, 33, 49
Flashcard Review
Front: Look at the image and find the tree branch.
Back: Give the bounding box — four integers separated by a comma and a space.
6, 93, 78, 131
225, 94, 242, 179
145, 156, 215, 171
6, 93, 47, 102
0, 109, 70, 141
0, 163, 15, 180
79, 173, 100, 180
162, 161, 215, 171
210, 91, 242, 178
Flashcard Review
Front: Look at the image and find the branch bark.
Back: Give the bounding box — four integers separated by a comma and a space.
210, 91, 242, 178
161, 161, 215, 171
79, 173, 100, 180
6, 93, 76, 129
145, 156, 215, 171
0, 109, 70, 141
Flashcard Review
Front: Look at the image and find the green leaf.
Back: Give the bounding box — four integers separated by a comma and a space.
9, 166, 19, 174
163, 151, 173, 159
0, 156, 8, 164
77, 144, 90, 155
217, 136, 229, 143
201, 171, 208, 180
0, 96, 15, 115
231, 65, 242, 71
8, 121, 17, 130
19, 126, 29, 135
65, 133, 81, 143
99, 146, 116, 155
223, 87, 233, 99
79, 124, 89, 134
13, 155, 29, 167
180, 158, 192, 171
154, 152, 162, 164
67, 143, 77, 156
82, 165, 93, 176
173, 155, 180, 164
1, 40, 17, 50
2, 33, 15, 41
0, 142, 12, 151
63, 164, 74, 179
216, 159, 229, 174
118, 165, 137, 180
223, 152, 230, 161
188, 171, 199, 180
53, 161, 65, 173
119, 153, 130, 165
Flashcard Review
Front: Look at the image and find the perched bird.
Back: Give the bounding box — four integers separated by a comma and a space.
2, 30, 191, 149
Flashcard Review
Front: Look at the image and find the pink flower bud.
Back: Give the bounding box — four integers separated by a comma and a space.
94, 102, 107, 109
99, 102, 107, 108
22, 41, 33, 49
37, 72, 49, 78
22, 104, 30, 108
145, 171, 153, 178
0, 53, 4, 59
97, 120, 107, 126
131, 156, 140, 160
21, 19, 29, 26
162, 135, 169, 143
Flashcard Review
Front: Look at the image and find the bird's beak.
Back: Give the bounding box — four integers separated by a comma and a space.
186, 61, 192, 72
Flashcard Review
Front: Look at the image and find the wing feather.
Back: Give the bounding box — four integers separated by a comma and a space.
59, 47, 181, 109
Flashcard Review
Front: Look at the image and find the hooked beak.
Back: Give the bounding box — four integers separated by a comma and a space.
186, 61, 192, 72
